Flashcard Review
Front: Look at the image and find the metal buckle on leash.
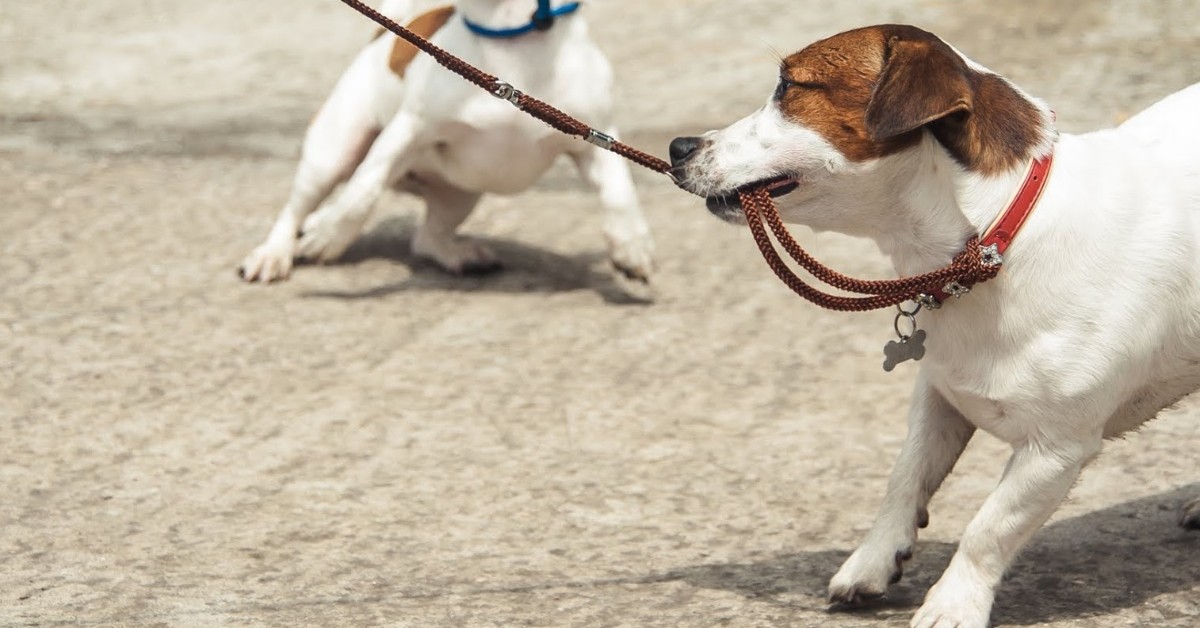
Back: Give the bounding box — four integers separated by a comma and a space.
491, 80, 522, 106
585, 129, 614, 149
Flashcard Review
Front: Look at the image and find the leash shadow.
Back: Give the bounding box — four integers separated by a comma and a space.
299, 215, 652, 305
649, 484, 1199, 625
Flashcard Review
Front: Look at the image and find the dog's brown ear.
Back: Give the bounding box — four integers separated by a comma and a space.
865, 33, 972, 141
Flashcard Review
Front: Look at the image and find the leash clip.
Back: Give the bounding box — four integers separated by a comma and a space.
585, 129, 614, 150
491, 81, 522, 106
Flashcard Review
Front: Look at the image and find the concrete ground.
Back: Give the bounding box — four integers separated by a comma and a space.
2, 0, 1198, 626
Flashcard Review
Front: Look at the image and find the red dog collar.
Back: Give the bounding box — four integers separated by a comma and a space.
923, 151, 1054, 306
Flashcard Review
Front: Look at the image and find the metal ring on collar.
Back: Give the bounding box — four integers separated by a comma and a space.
893, 309, 918, 341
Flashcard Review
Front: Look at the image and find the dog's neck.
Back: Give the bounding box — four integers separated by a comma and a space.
458, 0, 560, 27
853, 62, 1060, 277
869, 124, 1055, 278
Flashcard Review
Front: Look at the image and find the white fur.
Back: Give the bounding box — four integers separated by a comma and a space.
240, 0, 653, 281
677, 38, 1200, 628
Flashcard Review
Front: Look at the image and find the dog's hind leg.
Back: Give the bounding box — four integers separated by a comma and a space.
1181, 498, 1200, 530
569, 132, 655, 282
829, 376, 974, 606
410, 181, 495, 274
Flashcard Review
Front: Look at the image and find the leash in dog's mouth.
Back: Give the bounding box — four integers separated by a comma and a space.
706, 175, 799, 211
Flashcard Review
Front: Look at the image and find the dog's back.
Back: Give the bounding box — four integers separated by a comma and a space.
1079, 82, 1200, 434
1115, 83, 1200, 208
1118, 82, 1200, 141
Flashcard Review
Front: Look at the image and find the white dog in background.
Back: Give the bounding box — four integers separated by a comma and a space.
240, 0, 653, 283
670, 24, 1200, 628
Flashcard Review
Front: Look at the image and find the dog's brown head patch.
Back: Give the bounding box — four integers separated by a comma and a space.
777, 24, 1046, 175
388, 5, 456, 78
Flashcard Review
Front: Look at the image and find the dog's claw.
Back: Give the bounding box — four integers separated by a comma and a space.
888, 548, 911, 585
612, 260, 650, 283
828, 584, 887, 607
607, 231, 655, 283
1180, 498, 1200, 530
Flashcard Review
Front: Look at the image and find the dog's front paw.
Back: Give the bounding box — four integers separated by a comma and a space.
608, 231, 655, 282
239, 239, 295, 283
1181, 498, 1200, 530
910, 574, 993, 628
296, 210, 359, 263
828, 543, 913, 606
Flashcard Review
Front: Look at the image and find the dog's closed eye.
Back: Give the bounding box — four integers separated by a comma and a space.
774, 78, 827, 100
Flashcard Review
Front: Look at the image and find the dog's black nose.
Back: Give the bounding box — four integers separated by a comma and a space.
669, 136, 704, 166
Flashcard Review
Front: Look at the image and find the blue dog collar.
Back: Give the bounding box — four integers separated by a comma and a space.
463, 0, 581, 38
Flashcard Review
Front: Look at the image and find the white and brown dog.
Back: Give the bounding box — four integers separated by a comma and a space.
670, 24, 1200, 628
239, 0, 653, 283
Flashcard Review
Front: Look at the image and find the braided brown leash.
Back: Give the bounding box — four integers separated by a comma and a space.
754, 190, 993, 295
739, 187, 999, 311
337, 0, 1002, 312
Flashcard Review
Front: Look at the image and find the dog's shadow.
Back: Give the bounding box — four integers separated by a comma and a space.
640, 483, 1200, 625
299, 215, 650, 305
411, 486, 1197, 625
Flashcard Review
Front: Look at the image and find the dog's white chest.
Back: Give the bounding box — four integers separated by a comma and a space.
921, 336, 1054, 445
938, 385, 1028, 441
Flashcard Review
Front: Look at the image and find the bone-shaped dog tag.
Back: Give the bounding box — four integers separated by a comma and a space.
882, 329, 926, 372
